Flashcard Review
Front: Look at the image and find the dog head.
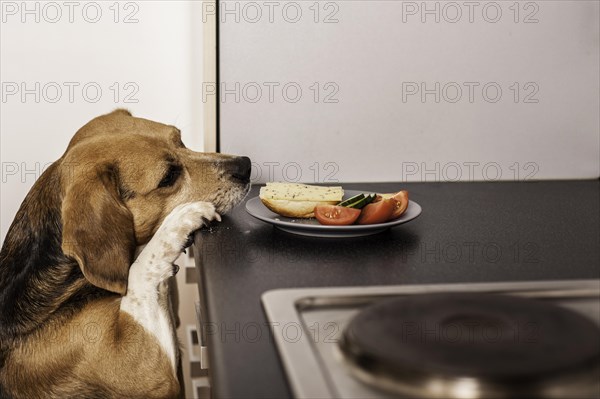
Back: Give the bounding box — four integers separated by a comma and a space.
59, 109, 251, 295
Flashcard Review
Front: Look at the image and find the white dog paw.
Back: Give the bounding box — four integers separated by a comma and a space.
155, 201, 221, 263
129, 202, 220, 286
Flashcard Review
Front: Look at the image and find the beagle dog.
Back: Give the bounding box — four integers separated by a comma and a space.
0, 109, 251, 398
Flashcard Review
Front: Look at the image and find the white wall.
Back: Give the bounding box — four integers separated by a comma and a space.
1, 4, 209, 397
219, 1, 600, 183
1, 1, 204, 245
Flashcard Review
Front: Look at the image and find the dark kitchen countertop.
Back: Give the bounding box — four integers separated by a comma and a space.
193, 180, 600, 399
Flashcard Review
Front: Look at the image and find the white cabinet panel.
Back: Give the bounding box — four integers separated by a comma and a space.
219, 1, 599, 182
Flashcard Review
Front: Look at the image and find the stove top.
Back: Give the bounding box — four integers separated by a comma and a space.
261, 280, 600, 399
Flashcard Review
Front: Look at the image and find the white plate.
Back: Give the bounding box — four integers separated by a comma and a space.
245, 190, 422, 238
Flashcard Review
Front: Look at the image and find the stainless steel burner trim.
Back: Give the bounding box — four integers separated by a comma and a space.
261, 280, 600, 399
337, 317, 600, 399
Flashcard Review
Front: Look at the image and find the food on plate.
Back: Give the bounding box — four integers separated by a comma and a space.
356, 198, 396, 225
259, 183, 410, 225
374, 190, 409, 221
389, 190, 409, 220
338, 193, 377, 209
337, 193, 365, 207
314, 205, 361, 226
259, 182, 344, 218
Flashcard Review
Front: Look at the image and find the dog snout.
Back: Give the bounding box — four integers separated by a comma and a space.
230, 156, 251, 183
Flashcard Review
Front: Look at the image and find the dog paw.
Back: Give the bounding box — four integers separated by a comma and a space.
154, 201, 221, 263
130, 202, 220, 286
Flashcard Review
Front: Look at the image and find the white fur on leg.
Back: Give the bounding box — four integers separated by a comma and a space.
120, 201, 221, 371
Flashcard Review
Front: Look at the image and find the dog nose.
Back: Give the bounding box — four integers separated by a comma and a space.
231, 156, 251, 182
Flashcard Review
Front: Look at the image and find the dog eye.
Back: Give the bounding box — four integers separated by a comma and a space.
158, 165, 182, 188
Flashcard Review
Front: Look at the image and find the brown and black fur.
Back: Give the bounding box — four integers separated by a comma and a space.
0, 109, 250, 398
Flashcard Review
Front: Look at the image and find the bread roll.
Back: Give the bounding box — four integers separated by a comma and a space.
259, 182, 344, 218
260, 198, 338, 218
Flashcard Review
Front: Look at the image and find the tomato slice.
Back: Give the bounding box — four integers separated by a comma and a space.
389, 190, 409, 220
356, 198, 396, 225
372, 194, 383, 203
315, 205, 361, 226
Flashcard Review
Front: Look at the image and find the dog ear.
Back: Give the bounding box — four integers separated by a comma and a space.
61, 164, 135, 295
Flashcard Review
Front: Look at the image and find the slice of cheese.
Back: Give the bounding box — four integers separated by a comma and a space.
260, 182, 344, 202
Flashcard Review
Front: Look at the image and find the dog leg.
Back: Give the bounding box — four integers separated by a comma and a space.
120, 202, 221, 371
